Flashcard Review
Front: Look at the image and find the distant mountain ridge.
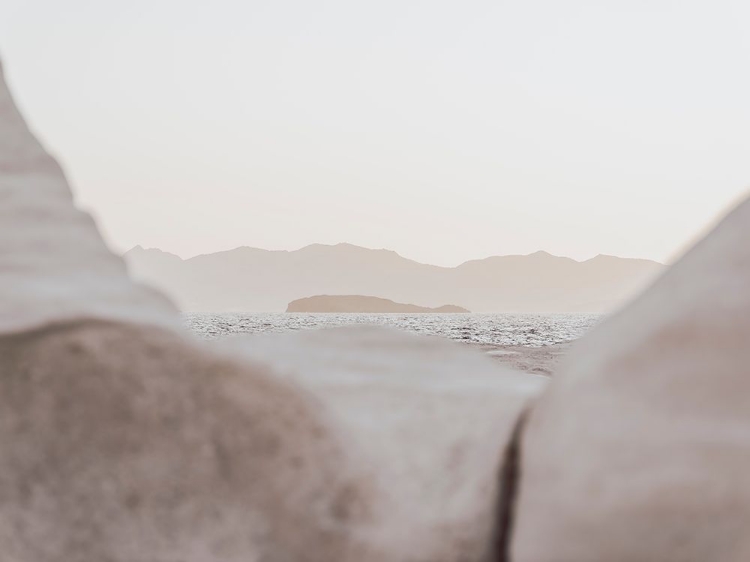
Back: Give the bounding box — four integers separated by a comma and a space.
124, 243, 665, 313
287, 295, 470, 313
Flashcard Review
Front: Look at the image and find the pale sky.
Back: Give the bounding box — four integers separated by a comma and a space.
2, 0, 749, 266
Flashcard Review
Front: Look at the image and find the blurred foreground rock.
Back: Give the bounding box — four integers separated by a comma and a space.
512, 198, 750, 561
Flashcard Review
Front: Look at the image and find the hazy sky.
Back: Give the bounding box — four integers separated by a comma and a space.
2, 1, 749, 266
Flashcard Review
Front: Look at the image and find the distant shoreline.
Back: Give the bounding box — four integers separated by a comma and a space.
126, 244, 663, 314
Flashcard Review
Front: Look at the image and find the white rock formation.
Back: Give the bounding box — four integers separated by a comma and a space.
511, 196, 750, 561
0, 57, 542, 561
0, 59, 176, 336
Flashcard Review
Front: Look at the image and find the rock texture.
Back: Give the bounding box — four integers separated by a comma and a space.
511, 196, 750, 561
286, 295, 469, 313
0, 320, 366, 562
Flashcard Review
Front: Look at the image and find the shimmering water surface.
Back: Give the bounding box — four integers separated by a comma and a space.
185, 313, 601, 348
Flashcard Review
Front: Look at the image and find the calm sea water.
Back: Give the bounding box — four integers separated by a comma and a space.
185, 313, 601, 348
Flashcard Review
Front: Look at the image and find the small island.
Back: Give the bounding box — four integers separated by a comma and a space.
286, 295, 470, 313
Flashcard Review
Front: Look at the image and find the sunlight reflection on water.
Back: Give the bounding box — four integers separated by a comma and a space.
185, 313, 601, 348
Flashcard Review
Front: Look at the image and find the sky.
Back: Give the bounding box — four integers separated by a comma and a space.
2, 0, 750, 267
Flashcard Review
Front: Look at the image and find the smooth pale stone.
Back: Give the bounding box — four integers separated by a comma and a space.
224, 326, 546, 561
0, 320, 543, 562
511, 196, 750, 562
0, 59, 176, 335
0, 320, 370, 562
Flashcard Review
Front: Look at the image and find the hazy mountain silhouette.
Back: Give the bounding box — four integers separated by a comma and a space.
287, 295, 470, 313
124, 243, 665, 313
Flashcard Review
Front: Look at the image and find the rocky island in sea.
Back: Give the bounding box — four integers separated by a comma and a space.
286, 295, 469, 313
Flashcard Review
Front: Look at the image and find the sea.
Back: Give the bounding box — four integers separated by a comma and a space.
185, 313, 601, 348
